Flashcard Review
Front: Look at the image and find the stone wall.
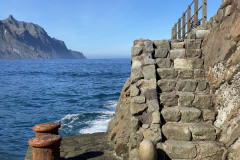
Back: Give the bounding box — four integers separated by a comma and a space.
107, 0, 240, 159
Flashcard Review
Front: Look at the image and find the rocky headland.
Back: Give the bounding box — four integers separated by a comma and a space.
0, 15, 86, 59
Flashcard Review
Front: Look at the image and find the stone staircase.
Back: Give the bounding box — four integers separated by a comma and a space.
129, 32, 226, 160
156, 38, 225, 160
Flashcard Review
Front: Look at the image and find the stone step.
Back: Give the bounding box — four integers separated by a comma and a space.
188, 29, 210, 39
171, 41, 185, 50
159, 93, 213, 108
174, 58, 203, 69
156, 57, 204, 69
162, 122, 216, 141
160, 140, 225, 160
157, 68, 206, 80
158, 79, 209, 93
161, 107, 216, 123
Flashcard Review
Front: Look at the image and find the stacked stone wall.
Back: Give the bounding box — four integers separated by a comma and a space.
127, 36, 227, 160
107, 1, 240, 159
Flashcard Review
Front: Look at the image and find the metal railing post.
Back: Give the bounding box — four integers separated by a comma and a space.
171, 27, 174, 39
178, 18, 181, 39
174, 23, 177, 39
182, 12, 186, 39
187, 5, 191, 36
194, 0, 198, 28
202, 0, 207, 27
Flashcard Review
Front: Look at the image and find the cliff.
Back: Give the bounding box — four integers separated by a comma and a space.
0, 15, 86, 59
107, 0, 240, 159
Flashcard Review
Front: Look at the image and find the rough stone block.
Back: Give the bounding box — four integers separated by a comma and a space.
185, 39, 202, 50
131, 68, 143, 83
169, 49, 185, 59
158, 80, 176, 92
189, 124, 216, 141
197, 80, 208, 91
136, 79, 152, 94
131, 84, 140, 97
180, 107, 201, 123
149, 78, 157, 90
171, 42, 184, 49
143, 126, 162, 144
131, 96, 146, 104
131, 117, 139, 132
147, 99, 159, 112
192, 58, 204, 69
179, 93, 195, 107
197, 141, 224, 160
194, 69, 205, 79
164, 140, 197, 159
144, 40, 154, 53
157, 68, 178, 79
144, 55, 155, 65
162, 123, 191, 141
129, 132, 144, 151
155, 48, 168, 58
142, 124, 150, 129
186, 49, 202, 58
194, 94, 213, 109
143, 65, 156, 79
161, 107, 181, 122
131, 47, 143, 57
132, 60, 142, 69
152, 111, 161, 124
160, 93, 178, 107
176, 80, 198, 92
202, 109, 216, 121
154, 40, 170, 58
144, 89, 158, 100
131, 102, 148, 115
178, 69, 194, 79
174, 59, 192, 69
196, 30, 210, 39
156, 58, 171, 68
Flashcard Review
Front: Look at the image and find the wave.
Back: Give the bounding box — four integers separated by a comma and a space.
57, 100, 117, 136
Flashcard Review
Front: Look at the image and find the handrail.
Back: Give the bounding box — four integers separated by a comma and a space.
171, 0, 207, 40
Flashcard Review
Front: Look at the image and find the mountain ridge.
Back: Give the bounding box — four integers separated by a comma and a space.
0, 15, 86, 59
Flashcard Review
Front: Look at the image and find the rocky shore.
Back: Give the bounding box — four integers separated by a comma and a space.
25, 132, 121, 160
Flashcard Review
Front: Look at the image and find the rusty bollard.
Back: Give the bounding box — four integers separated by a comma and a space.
33, 122, 61, 137
28, 135, 62, 160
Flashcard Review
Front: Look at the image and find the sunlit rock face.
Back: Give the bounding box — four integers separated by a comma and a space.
202, 0, 240, 159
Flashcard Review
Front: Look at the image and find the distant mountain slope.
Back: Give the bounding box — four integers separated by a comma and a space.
0, 15, 86, 59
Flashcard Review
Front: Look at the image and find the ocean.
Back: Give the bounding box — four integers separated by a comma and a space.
0, 59, 130, 160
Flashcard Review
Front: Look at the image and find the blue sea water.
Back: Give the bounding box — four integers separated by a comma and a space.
0, 59, 130, 160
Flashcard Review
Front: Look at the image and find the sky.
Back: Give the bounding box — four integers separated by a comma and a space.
0, 0, 221, 59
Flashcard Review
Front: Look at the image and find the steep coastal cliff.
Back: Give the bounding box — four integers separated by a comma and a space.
0, 15, 85, 59
107, 0, 240, 159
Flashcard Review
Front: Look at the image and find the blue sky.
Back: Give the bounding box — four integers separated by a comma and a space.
0, 0, 221, 59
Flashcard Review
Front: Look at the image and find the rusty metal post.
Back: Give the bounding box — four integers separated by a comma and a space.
171, 27, 174, 39
182, 12, 186, 39
174, 23, 177, 39
178, 18, 181, 39
202, 0, 207, 27
33, 122, 61, 137
28, 135, 62, 160
194, 0, 198, 28
187, 5, 191, 36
